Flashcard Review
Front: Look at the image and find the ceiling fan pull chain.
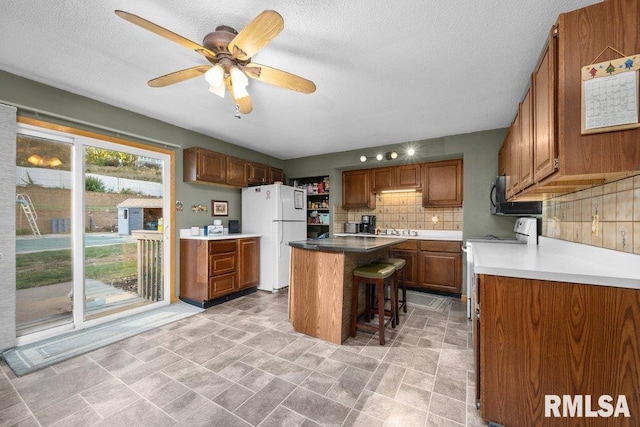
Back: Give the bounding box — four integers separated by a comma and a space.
234, 105, 242, 119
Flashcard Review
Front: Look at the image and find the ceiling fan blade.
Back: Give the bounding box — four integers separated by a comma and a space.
228, 10, 284, 61
148, 65, 211, 87
115, 10, 217, 60
243, 63, 316, 94
225, 77, 253, 114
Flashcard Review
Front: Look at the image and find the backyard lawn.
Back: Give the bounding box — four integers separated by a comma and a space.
16, 243, 137, 289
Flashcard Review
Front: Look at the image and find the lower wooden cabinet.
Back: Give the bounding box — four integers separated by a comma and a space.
390, 239, 461, 294
389, 240, 418, 288
180, 237, 260, 306
477, 274, 640, 425
417, 240, 461, 294
238, 237, 260, 289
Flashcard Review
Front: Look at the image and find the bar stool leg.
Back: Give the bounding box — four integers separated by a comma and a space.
401, 268, 407, 313
350, 276, 360, 337
377, 279, 385, 345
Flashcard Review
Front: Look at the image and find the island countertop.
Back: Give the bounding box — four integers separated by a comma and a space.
288, 236, 407, 253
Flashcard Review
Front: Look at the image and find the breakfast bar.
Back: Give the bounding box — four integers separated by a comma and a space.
288, 236, 406, 344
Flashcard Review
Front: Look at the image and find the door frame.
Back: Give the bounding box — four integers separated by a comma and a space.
15, 117, 176, 345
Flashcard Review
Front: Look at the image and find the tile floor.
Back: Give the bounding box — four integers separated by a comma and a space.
0, 291, 488, 426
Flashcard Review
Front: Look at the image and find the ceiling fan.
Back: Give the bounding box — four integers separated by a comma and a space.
115, 9, 316, 114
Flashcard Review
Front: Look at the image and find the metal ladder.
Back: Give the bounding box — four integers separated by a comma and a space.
16, 193, 41, 237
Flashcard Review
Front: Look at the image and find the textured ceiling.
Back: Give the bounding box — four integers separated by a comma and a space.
0, 0, 601, 160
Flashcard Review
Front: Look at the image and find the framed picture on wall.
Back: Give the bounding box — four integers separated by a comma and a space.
212, 200, 228, 216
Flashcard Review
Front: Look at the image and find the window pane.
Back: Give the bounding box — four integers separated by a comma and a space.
83, 146, 164, 320
16, 134, 73, 335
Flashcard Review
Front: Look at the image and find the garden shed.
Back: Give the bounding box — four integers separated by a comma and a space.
116, 197, 163, 235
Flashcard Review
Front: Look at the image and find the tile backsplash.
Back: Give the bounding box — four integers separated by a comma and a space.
541, 173, 640, 254
333, 192, 463, 234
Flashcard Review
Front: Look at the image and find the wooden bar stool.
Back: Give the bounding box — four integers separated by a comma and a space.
351, 262, 397, 345
377, 257, 407, 325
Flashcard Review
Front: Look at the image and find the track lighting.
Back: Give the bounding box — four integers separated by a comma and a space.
359, 150, 406, 163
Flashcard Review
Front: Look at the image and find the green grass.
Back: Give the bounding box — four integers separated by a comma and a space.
16, 244, 137, 290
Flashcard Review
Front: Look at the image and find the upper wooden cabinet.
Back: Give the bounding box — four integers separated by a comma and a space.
371, 164, 421, 193
226, 156, 248, 187
247, 162, 268, 186
269, 167, 284, 184
518, 87, 534, 190
183, 147, 226, 184
533, 28, 557, 184
184, 147, 283, 188
422, 159, 463, 207
370, 167, 393, 192
342, 169, 375, 209
501, 0, 640, 200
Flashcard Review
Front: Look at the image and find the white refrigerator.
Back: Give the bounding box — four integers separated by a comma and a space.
241, 184, 307, 292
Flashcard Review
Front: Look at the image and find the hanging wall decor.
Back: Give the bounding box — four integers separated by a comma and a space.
581, 47, 640, 134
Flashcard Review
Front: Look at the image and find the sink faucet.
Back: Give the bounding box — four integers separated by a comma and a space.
388, 227, 399, 235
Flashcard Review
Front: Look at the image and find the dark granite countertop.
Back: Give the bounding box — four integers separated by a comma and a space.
288, 236, 407, 253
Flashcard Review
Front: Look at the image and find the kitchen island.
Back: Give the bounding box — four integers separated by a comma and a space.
288, 236, 406, 344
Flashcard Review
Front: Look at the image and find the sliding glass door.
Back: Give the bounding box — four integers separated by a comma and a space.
16, 123, 171, 342
15, 131, 74, 336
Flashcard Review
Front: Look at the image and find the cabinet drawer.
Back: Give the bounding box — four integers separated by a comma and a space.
209, 240, 237, 254
209, 253, 237, 275
209, 272, 236, 298
419, 240, 460, 253
391, 240, 418, 250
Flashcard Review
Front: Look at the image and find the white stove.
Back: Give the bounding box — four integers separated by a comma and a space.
463, 217, 538, 318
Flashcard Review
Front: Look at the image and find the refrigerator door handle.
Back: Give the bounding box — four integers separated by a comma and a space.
277, 222, 283, 258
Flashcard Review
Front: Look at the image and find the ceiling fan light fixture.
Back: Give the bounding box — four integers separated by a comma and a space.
204, 64, 224, 87
208, 83, 225, 98
230, 66, 249, 89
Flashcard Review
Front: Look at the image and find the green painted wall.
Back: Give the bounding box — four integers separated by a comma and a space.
284, 129, 517, 240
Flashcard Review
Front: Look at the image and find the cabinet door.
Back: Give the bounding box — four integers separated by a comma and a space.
422, 159, 463, 207
389, 249, 418, 287
179, 239, 209, 301
342, 169, 375, 209
226, 156, 248, 187
417, 251, 461, 293
268, 167, 284, 184
183, 147, 226, 184
497, 143, 507, 177
197, 149, 226, 183
519, 87, 534, 190
248, 163, 268, 185
370, 167, 393, 193
396, 164, 421, 190
533, 28, 557, 183
238, 238, 260, 289
505, 120, 519, 200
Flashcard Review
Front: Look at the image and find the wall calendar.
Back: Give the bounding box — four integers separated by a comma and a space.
581, 49, 640, 135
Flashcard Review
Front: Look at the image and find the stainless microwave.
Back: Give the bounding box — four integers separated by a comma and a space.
490, 176, 542, 216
